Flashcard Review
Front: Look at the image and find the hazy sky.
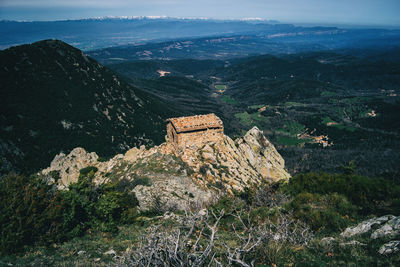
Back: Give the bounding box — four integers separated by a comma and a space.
1, 0, 399, 26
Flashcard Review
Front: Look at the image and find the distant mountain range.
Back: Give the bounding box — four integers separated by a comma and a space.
2, 18, 400, 52
0, 40, 179, 175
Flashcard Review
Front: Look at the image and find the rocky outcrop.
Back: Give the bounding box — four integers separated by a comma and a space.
41, 127, 290, 209
379, 241, 400, 255
322, 215, 400, 256
179, 126, 290, 193
42, 147, 99, 189
371, 216, 400, 239
236, 127, 290, 182
340, 215, 395, 238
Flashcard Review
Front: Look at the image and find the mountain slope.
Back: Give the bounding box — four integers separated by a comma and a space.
103, 51, 400, 177
0, 40, 176, 174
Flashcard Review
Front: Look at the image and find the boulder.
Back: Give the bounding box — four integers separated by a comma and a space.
320, 237, 336, 248
340, 215, 395, 238
378, 240, 400, 255
371, 216, 400, 239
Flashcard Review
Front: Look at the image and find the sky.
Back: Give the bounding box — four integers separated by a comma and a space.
0, 0, 399, 26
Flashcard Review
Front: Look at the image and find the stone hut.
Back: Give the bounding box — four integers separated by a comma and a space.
166, 114, 224, 150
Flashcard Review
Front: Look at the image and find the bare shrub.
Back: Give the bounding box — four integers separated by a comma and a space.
148, 191, 178, 215
114, 209, 224, 266
114, 203, 313, 266
223, 208, 313, 266
253, 185, 289, 208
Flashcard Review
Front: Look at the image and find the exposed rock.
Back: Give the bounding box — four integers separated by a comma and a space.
104, 249, 116, 256
133, 174, 213, 211
124, 145, 146, 162
378, 241, 400, 255
179, 126, 290, 192
320, 237, 336, 248
371, 216, 400, 239
236, 127, 290, 182
339, 240, 366, 247
77, 250, 86, 255
340, 215, 395, 238
41, 147, 99, 189
40, 127, 290, 211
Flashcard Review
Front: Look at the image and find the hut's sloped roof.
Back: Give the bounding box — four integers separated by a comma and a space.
167, 113, 223, 133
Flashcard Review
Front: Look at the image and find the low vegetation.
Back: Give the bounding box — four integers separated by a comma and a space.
220, 95, 238, 105
0, 168, 138, 255
1, 169, 399, 265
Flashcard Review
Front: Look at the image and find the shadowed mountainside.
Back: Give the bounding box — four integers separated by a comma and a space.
0, 40, 179, 174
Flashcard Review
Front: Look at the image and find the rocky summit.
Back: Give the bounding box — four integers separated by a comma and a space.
42, 126, 290, 210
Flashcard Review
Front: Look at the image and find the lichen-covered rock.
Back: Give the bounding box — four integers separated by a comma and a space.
40, 127, 290, 210
179, 126, 290, 192
371, 216, 400, 239
236, 127, 290, 182
378, 240, 400, 255
320, 237, 336, 248
124, 145, 146, 162
41, 147, 99, 189
340, 215, 395, 238
133, 175, 213, 211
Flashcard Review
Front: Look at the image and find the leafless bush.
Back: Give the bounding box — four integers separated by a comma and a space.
253, 186, 289, 208
149, 192, 178, 215
114, 204, 313, 266
263, 211, 314, 246
114, 209, 224, 266
223, 209, 266, 267
223, 208, 313, 267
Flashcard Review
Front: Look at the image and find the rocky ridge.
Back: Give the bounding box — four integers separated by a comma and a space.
42, 127, 290, 210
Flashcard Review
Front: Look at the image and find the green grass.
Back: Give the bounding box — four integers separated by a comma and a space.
221, 95, 238, 105
322, 116, 357, 132
215, 84, 227, 90
234, 112, 269, 127
321, 91, 338, 97
277, 121, 305, 136
1, 225, 146, 266
340, 97, 372, 104
322, 116, 336, 125
276, 136, 305, 146
333, 124, 357, 132
248, 104, 265, 109
284, 102, 304, 107
234, 112, 253, 127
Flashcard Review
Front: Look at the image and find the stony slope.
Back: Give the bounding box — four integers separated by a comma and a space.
0, 40, 177, 174
42, 127, 290, 210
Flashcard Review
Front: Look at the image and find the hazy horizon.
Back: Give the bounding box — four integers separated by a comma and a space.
1, 0, 399, 27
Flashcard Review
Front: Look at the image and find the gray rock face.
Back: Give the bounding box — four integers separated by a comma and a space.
379, 241, 400, 255
371, 216, 400, 239
133, 175, 213, 212
340, 215, 395, 238
235, 127, 290, 182
41, 147, 99, 189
